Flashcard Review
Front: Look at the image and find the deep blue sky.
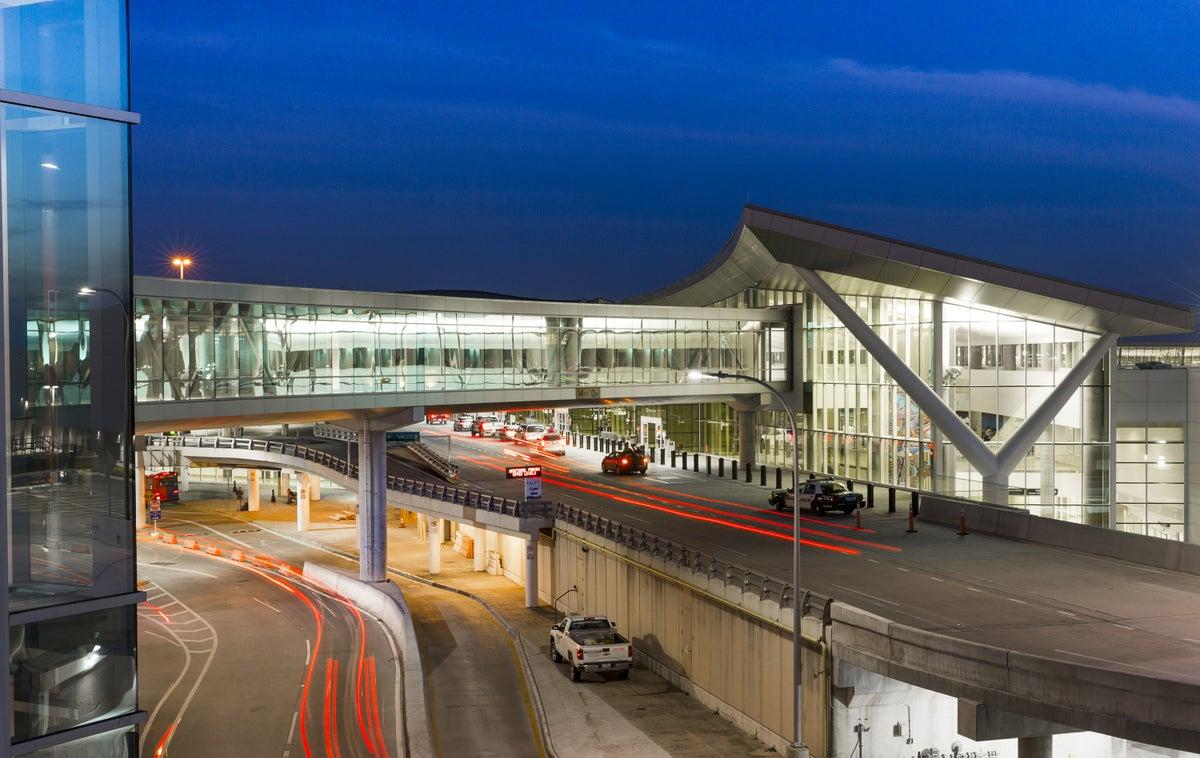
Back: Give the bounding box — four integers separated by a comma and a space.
131, 2, 1200, 303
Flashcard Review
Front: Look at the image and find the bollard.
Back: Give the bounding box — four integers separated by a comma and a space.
660, 447, 666, 465
706, 455, 712, 476
693, 453, 699, 472
854, 509, 863, 530
846, 479, 854, 491
731, 460, 738, 480
776, 468, 783, 489
867, 482, 875, 509
958, 508, 969, 536
671, 450, 677, 468
887, 487, 896, 513
745, 465, 752, 483
718, 458, 725, 478
760, 465, 766, 486
911, 490, 920, 516
905, 509, 918, 533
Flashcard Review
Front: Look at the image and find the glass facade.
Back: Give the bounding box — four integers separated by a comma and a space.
2, 2, 137, 754
1115, 424, 1185, 540
1118, 345, 1200, 368
802, 293, 1110, 523
131, 298, 787, 402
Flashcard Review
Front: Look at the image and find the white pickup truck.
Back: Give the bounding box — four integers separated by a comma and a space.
550, 615, 633, 681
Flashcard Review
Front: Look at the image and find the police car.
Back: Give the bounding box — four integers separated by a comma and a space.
769, 478, 863, 515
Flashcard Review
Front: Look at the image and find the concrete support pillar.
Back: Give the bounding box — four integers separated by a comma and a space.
982, 473, 1008, 507
134, 453, 147, 530
473, 526, 487, 572
309, 474, 322, 501
524, 537, 538, 608
296, 472, 311, 532
278, 469, 291, 498
485, 530, 500, 576
246, 469, 260, 512
428, 518, 442, 575
736, 409, 756, 469
1017, 735, 1052, 758
178, 459, 190, 494
358, 428, 388, 582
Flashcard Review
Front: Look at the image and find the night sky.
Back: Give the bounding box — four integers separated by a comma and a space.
131, 2, 1200, 304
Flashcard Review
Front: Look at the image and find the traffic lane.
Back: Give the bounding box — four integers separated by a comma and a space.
146, 514, 399, 757
138, 539, 307, 757
436, 434, 1200, 683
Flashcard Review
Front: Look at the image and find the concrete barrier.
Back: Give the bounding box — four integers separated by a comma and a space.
831, 602, 1200, 751
303, 562, 434, 758
919, 494, 1200, 577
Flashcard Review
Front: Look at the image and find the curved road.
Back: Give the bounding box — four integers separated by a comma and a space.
138, 513, 399, 757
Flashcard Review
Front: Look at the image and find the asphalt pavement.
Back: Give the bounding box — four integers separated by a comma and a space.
137, 507, 400, 757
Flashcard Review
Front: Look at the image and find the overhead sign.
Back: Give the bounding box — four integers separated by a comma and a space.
524, 477, 542, 500
506, 465, 542, 479
386, 431, 421, 445
575, 387, 602, 400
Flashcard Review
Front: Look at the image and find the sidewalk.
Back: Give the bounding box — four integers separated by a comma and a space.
261, 515, 770, 757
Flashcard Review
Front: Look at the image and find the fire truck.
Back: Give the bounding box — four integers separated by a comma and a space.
144, 471, 180, 503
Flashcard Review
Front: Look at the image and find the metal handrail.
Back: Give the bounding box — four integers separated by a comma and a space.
144, 434, 815, 613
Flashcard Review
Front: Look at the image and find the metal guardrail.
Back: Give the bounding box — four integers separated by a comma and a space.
145, 435, 550, 519
145, 435, 827, 617
406, 442, 461, 481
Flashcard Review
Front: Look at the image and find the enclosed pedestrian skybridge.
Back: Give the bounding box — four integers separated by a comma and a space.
130, 276, 788, 431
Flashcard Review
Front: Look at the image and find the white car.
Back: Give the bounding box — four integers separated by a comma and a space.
519, 424, 547, 442
453, 415, 474, 432
539, 433, 566, 455
550, 615, 632, 681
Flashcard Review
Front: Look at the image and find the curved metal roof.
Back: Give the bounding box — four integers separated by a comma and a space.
635, 204, 1194, 336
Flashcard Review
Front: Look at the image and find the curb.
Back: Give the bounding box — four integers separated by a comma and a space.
243, 517, 557, 758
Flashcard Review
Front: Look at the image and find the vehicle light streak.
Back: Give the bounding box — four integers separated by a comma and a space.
141, 601, 172, 625
632, 482, 879, 533
153, 722, 177, 757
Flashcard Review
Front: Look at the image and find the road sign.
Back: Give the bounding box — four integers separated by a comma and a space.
386, 430, 422, 445
148, 502, 163, 523
524, 477, 542, 500
505, 465, 542, 479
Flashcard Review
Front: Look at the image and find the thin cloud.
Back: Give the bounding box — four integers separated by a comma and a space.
827, 58, 1200, 126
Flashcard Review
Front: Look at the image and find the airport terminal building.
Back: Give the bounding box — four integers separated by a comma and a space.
125, 208, 1197, 544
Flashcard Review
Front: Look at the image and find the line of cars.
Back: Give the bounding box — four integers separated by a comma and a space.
452, 413, 567, 455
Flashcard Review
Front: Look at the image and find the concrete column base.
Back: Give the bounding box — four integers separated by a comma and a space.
524, 538, 538, 608
472, 526, 487, 572
296, 472, 311, 532
428, 519, 442, 575
1018, 735, 1052, 758
247, 469, 260, 512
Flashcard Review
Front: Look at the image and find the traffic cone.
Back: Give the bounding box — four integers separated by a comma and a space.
905, 509, 917, 534
958, 508, 969, 536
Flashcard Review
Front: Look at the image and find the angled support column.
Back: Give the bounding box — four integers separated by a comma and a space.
358, 427, 388, 582
795, 266, 998, 477
992, 332, 1118, 477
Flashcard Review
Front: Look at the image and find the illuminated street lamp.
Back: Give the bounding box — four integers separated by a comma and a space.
171, 256, 193, 279
689, 369, 807, 758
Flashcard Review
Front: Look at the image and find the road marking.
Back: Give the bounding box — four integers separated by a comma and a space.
719, 545, 750, 558
287, 710, 299, 746
305, 638, 311, 667
929, 577, 945, 582
1052, 648, 1179, 677
895, 567, 910, 573
1111, 623, 1136, 630
831, 584, 898, 606
1184, 638, 1200, 645
141, 562, 221, 580
254, 597, 283, 614
867, 558, 879, 564
1008, 598, 1028, 604
1056, 610, 1076, 617
966, 587, 983, 593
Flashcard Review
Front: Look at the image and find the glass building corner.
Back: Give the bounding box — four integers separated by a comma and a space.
2, 1, 141, 755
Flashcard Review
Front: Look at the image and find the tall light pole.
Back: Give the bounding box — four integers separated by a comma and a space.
690, 369, 807, 758
171, 256, 192, 279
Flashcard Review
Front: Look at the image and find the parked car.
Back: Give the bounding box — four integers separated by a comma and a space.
601, 447, 649, 475
539, 433, 566, 455
550, 615, 632, 681
453, 414, 475, 432
769, 478, 863, 515
518, 424, 547, 442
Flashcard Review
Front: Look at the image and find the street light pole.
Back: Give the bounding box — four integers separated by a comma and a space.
691, 369, 807, 758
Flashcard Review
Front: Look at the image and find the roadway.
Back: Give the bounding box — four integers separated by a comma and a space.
405, 426, 1200, 693
137, 508, 400, 757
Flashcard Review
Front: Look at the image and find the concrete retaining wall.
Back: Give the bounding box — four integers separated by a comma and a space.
303, 562, 435, 758
547, 522, 831, 757
831, 602, 1200, 752
920, 494, 1200, 576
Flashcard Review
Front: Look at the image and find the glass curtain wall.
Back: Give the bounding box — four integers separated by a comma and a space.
1117, 346, 1200, 368
2, 1, 138, 755
1115, 424, 1185, 540
132, 300, 786, 402
803, 293, 1110, 523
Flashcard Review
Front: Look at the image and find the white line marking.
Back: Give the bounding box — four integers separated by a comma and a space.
1184, 638, 1200, 645
1112, 623, 1136, 630
866, 558, 879, 564
304, 638, 311, 667
1052, 648, 1181, 677
141, 562, 221, 580
929, 577, 945, 582
254, 597, 283, 614
1056, 610, 1076, 617
1008, 598, 1028, 604
832, 584, 898, 606
966, 587, 983, 593
287, 710, 299, 746
895, 567, 910, 573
